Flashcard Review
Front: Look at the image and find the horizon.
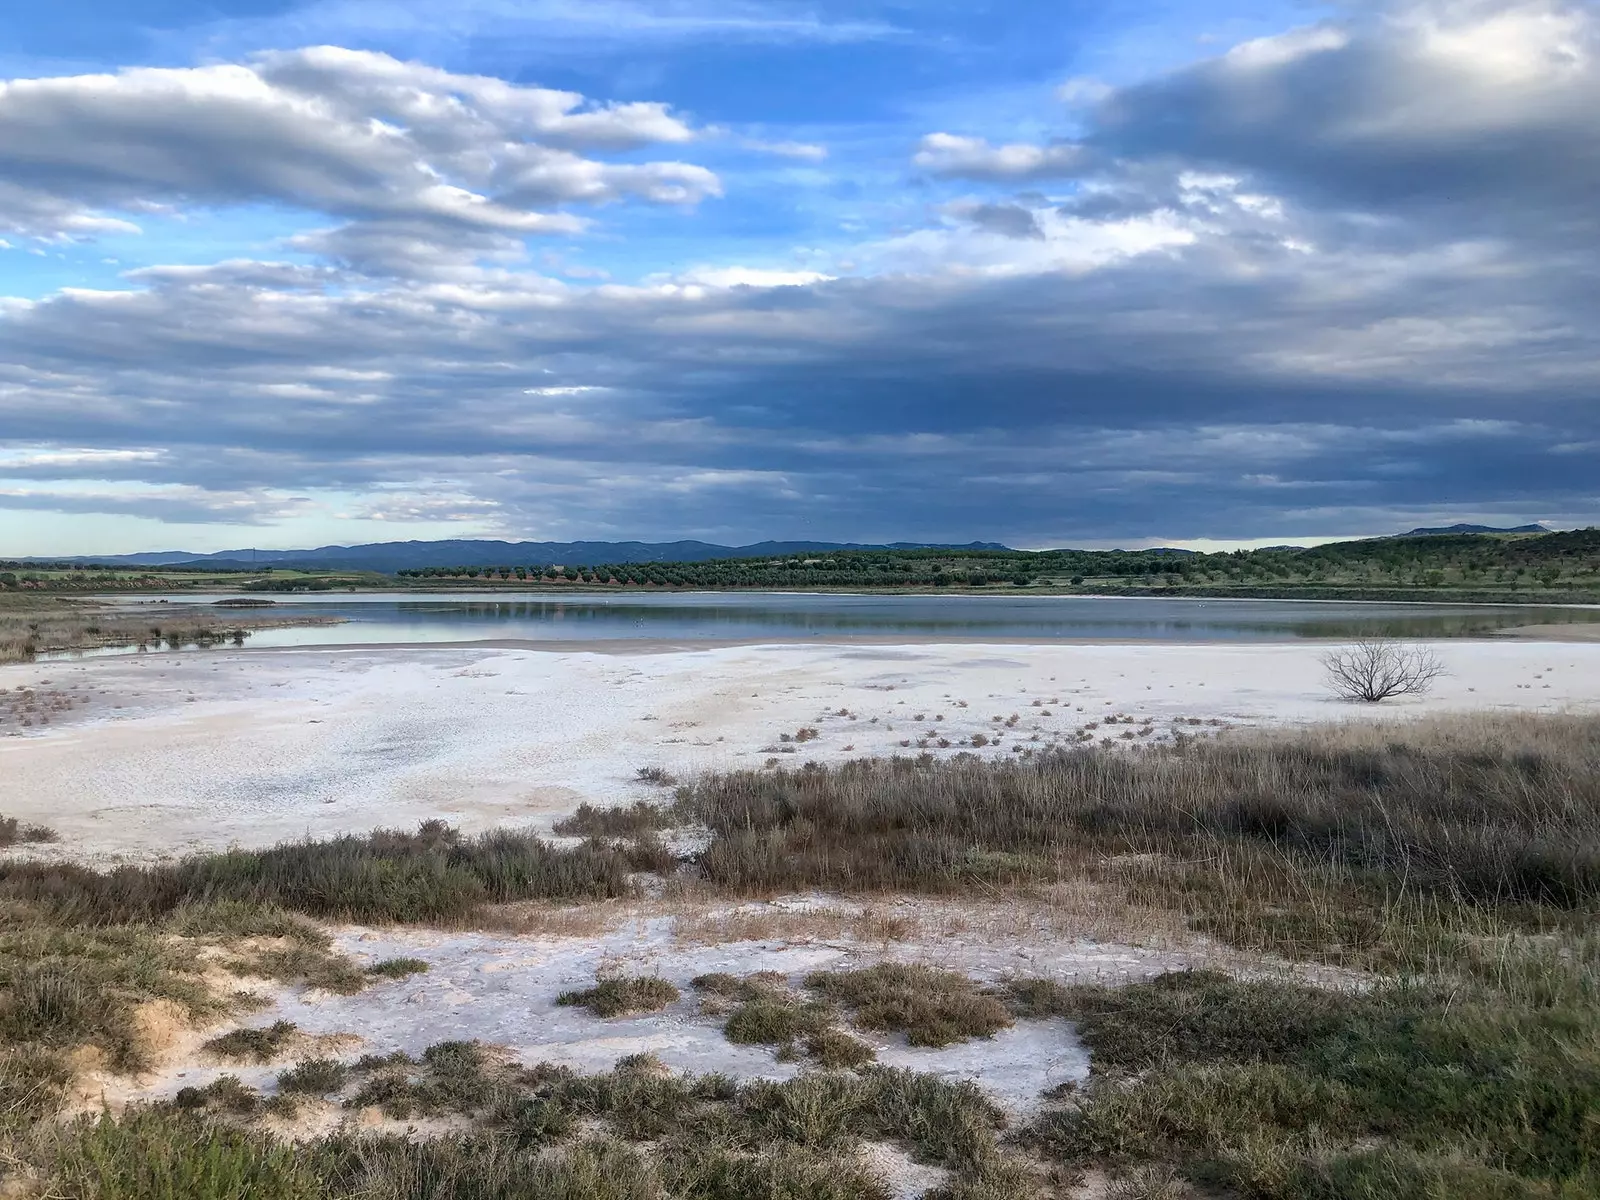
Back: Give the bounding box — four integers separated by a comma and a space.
3, 1, 1598, 553
4, 525, 1571, 564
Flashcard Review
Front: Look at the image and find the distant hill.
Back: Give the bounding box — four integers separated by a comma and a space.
1400, 523, 1551, 536
26, 539, 1012, 574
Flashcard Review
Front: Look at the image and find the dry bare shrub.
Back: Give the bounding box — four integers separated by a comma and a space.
1321, 638, 1446, 702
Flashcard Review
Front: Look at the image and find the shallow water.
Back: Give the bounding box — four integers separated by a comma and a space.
60, 591, 1600, 656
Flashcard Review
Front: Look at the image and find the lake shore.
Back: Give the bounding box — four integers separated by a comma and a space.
4, 637, 1599, 865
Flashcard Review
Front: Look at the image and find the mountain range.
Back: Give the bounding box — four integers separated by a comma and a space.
29, 539, 1012, 573
1400, 524, 1551, 536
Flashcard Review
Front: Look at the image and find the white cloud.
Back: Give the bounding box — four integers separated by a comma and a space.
913, 132, 1084, 181
676, 266, 833, 288
0, 47, 716, 264
741, 138, 828, 160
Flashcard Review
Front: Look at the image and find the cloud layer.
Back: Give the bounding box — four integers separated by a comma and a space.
0, 47, 717, 266
1, 1, 1598, 551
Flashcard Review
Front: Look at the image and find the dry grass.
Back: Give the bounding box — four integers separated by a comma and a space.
31, 1052, 1030, 1199
552, 801, 679, 839
672, 712, 1600, 973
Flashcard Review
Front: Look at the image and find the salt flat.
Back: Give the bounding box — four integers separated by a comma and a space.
3, 638, 1598, 864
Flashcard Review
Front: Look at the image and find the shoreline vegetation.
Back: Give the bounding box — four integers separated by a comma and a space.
3, 527, 1599, 606
0, 595, 344, 664
1, 712, 1595, 1197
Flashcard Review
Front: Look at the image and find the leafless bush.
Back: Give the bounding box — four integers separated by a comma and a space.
1321, 638, 1446, 702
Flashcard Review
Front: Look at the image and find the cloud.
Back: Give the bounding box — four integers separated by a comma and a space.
1087, 1, 1600, 227
2, 3, 1599, 547
741, 138, 828, 160
958, 203, 1044, 241
0, 46, 716, 262
187, 0, 901, 58
913, 132, 1084, 181
675, 265, 832, 288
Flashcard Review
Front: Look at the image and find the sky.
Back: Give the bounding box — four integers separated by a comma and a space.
0, 0, 1597, 555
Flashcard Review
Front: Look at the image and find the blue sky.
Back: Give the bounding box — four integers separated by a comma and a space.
1, 0, 1596, 554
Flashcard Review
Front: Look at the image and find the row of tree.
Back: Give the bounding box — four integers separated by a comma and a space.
386, 528, 1600, 593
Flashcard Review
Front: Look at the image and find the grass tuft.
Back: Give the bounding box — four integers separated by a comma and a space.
204, 1020, 298, 1064
806, 964, 1013, 1047
557, 976, 680, 1017
277, 1057, 349, 1096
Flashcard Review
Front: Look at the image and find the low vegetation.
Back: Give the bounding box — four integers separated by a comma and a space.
557, 975, 681, 1017
805, 964, 1013, 1047
0, 819, 641, 926
674, 713, 1600, 965
552, 801, 679, 839
204, 1020, 299, 1064
1016, 969, 1599, 1197
2, 713, 1597, 1196
0, 822, 648, 1134
0, 593, 338, 664
388, 527, 1600, 604
698, 973, 877, 1067
0, 817, 56, 847
31, 1050, 1028, 1199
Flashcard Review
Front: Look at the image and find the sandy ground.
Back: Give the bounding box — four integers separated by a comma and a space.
4, 638, 1600, 864
100, 904, 1189, 1118
21, 634, 1588, 1155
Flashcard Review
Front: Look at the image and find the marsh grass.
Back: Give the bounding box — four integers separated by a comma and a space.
805, 964, 1013, 1047
694, 972, 878, 1066
0, 820, 638, 928
0, 821, 632, 1125
1018, 969, 1600, 1197
557, 975, 681, 1017
672, 713, 1600, 971
30, 1047, 1027, 1197
366, 956, 429, 980
9, 715, 1600, 1197
277, 1058, 349, 1096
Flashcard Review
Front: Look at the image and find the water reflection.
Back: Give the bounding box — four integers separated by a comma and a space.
90, 592, 1600, 653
